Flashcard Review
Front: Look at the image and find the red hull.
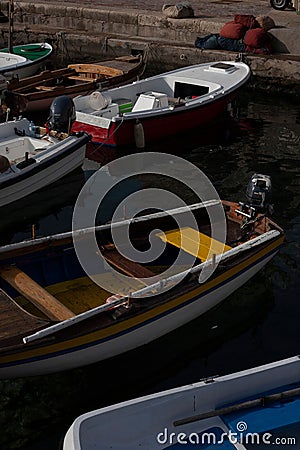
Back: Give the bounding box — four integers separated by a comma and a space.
72, 93, 236, 148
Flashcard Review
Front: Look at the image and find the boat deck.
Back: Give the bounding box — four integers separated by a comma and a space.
0, 288, 50, 346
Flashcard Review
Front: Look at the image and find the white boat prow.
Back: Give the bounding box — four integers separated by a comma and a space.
63, 356, 300, 450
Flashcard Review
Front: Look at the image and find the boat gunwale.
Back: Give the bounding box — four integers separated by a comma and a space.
0, 199, 283, 261
0, 200, 222, 259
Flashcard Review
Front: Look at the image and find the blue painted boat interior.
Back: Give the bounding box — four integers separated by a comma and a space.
0, 245, 84, 298
165, 384, 300, 449
0, 234, 181, 299
223, 396, 300, 434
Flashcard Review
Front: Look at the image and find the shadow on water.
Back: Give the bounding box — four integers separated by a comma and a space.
0, 89, 299, 449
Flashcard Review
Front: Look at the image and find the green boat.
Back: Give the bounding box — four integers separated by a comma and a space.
0, 42, 53, 78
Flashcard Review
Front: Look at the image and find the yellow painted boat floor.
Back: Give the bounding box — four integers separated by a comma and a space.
48, 277, 111, 314
14, 265, 172, 318
15, 277, 109, 317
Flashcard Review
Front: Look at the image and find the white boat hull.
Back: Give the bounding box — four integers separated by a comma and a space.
72, 61, 251, 147
0, 250, 276, 379
0, 43, 53, 78
0, 118, 89, 208
63, 356, 300, 450
5, 60, 48, 79
0, 143, 86, 207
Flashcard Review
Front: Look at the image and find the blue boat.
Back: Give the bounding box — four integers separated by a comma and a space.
63, 355, 300, 450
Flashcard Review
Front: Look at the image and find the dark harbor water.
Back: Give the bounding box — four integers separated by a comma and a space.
0, 88, 300, 449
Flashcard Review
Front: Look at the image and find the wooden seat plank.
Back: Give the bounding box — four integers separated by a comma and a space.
67, 75, 101, 82
68, 64, 123, 77
0, 265, 75, 321
35, 85, 59, 91
157, 227, 232, 261
103, 250, 155, 285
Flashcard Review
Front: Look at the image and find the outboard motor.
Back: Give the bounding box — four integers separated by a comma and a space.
238, 174, 273, 235
46, 95, 76, 133
246, 173, 272, 212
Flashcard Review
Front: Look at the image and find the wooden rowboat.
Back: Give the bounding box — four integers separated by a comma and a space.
63, 355, 300, 450
3, 54, 146, 115
0, 192, 283, 379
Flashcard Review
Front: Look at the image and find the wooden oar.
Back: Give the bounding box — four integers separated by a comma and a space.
0, 265, 75, 321
173, 386, 300, 427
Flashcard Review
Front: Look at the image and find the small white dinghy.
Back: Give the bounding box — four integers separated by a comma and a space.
0, 117, 90, 208
63, 355, 300, 450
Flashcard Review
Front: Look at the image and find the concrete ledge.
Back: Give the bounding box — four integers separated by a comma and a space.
270, 27, 300, 54
2, 1, 299, 54
0, 1, 299, 95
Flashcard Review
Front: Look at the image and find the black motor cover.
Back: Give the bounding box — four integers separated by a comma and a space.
246, 173, 272, 211
46, 95, 76, 133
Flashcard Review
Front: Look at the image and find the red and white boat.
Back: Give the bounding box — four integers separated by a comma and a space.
71, 61, 251, 148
